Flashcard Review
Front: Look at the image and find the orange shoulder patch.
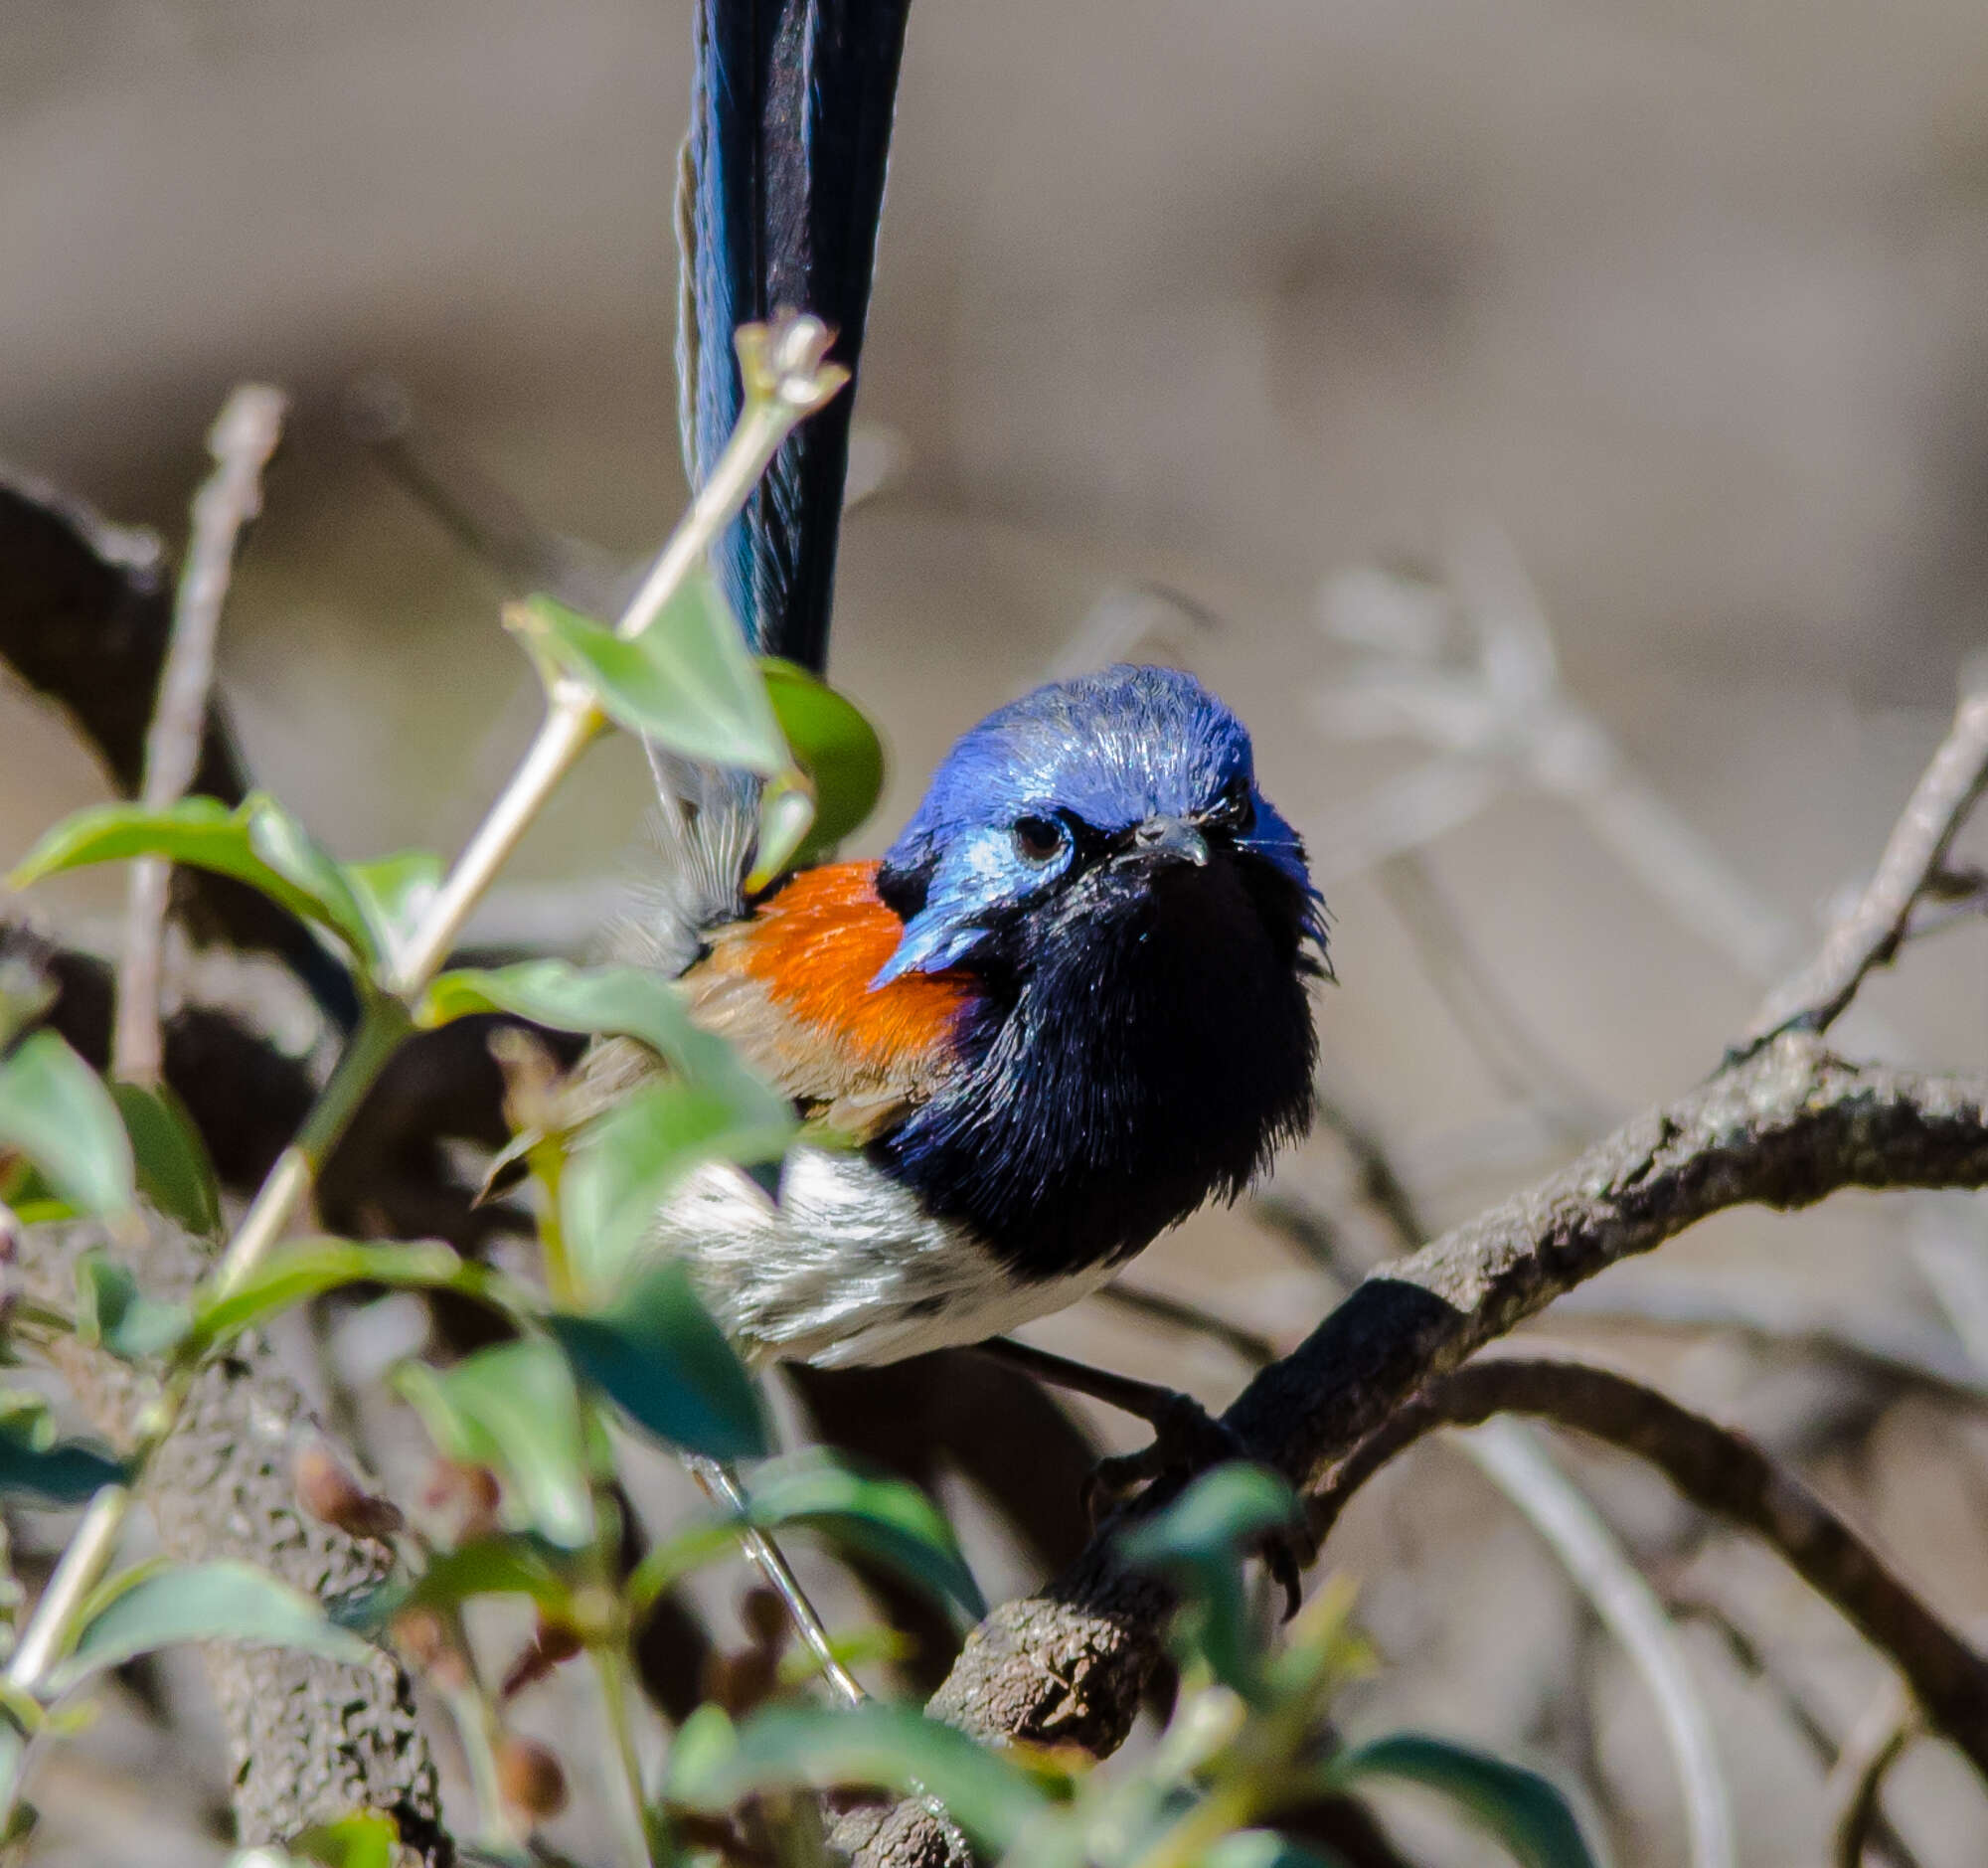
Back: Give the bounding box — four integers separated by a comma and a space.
683, 865, 972, 1132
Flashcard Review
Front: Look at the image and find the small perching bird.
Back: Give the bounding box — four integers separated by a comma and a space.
635, 0, 1327, 1487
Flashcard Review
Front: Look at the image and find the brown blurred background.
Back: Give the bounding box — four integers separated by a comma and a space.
5, 3, 1988, 1864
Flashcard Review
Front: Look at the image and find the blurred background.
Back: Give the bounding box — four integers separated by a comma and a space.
4, 2, 1988, 1864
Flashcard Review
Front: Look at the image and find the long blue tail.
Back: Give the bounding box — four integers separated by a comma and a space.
678, 0, 912, 674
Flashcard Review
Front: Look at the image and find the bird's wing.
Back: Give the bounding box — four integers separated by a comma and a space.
678, 0, 911, 671
682, 861, 972, 1140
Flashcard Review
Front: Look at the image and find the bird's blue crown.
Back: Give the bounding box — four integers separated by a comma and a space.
874, 663, 1326, 982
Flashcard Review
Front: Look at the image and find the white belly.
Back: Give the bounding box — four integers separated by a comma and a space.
650, 1144, 1120, 1368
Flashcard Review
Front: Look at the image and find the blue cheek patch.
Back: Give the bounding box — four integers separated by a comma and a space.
872, 826, 1049, 985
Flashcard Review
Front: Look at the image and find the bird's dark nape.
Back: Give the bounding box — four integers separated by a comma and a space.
679, 0, 912, 675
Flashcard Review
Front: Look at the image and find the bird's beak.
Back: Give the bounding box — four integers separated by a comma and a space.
1123, 816, 1209, 869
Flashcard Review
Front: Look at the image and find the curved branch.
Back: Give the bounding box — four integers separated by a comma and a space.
852, 1039, 1988, 1865
1306, 1357, 1988, 1778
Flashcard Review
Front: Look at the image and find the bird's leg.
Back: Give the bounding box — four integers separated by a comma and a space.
972, 1337, 1310, 1613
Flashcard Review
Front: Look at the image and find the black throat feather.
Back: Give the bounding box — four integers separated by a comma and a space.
875, 849, 1321, 1281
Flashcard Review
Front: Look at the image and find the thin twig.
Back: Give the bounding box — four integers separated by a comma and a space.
1671, 1596, 1924, 1868
346, 377, 633, 618
1739, 689, 1988, 1059
1092, 1282, 1279, 1367
1376, 852, 1616, 1142
112, 385, 285, 1088
1453, 1420, 1734, 1868
1307, 1356, 1988, 1781
1826, 1684, 1920, 1868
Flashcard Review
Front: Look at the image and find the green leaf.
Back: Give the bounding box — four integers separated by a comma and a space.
0, 1403, 125, 1503
560, 1078, 795, 1294
75, 1252, 191, 1360
760, 659, 886, 859
1325, 1733, 1602, 1868
1121, 1464, 1298, 1696
509, 581, 789, 776
354, 1536, 576, 1633
285, 1811, 400, 1868
9, 794, 375, 965
50, 1559, 374, 1692
744, 1450, 984, 1624
665, 1702, 1054, 1855
396, 1340, 596, 1549
548, 1260, 767, 1461
0, 1031, 135, 1220
418, 958, 792, 1136
342, 850, 443, 966
188, 1240, 470, 1358
110, 1082, 221, 1238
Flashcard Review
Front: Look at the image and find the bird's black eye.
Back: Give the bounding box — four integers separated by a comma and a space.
1206, 776, 1255, 834
1012, 815, 1068, 864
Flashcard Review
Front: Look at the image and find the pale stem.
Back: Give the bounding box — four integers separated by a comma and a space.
113, 384, 286, 1089
4, 1486, 129, 1690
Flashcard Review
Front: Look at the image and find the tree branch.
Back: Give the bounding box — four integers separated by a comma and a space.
850, 1039, 1988, 1865
1738, 688, 1988, 1058
1302, 1356, 1988, 1778
114, 384, 286, 1089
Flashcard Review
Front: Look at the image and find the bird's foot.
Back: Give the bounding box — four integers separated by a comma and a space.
1083, 1391, 1312, 1617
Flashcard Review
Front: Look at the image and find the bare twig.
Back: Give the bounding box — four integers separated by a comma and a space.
1092, 1281, 1279, 1367
112, 385, 285, 1088
1826, 1685, 1920, 1868
1306, 1357, 1988, 1779
346, 377, 633, 619
1739, 689, 1988, 1060
1452, 1419, 1735, 1868
1376, 852, 1616, 1142
1674, 1595, 1925, 1868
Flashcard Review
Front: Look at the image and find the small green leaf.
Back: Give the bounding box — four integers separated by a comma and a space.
509, 581, 789, 776
342, 851, 443, 966
50, 1559, 374, 1691
0, 1032, 135, 1220
286, 1811, 400, 1868
561, 1078, 795, 1293
760, 659, 885, 859
1325, 1733, 1602, 1868
110, 1082, 220, 1238
744, 1449, 985, 1624
1121, 1464, 1299, 1696
9, 794, 375, 965
189, 1240, 469, 1358
0, 1405, 125, 1503
549, 1260, 767, 1461
75, 1252, 190, 1360
369, 1536, 576, 1631
396, 1340, 596, 1549
665, 1702, 1054, 1855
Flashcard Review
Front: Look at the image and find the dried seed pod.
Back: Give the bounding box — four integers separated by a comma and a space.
292, 1442, 405, 1541
496, 1735, 569, 1822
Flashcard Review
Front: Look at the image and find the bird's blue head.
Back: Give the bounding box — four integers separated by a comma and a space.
872, 664, 1328, 985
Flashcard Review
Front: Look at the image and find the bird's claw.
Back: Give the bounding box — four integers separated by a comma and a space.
1082, 1390, 1314, 1617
